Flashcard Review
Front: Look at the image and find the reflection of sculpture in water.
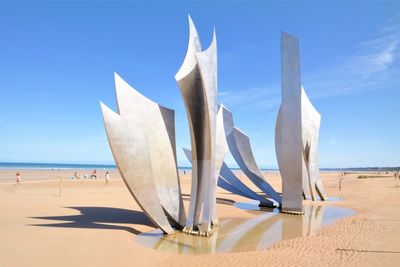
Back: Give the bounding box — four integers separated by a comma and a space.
135, 204, 346, 255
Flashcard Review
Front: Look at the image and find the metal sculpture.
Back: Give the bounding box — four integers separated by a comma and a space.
276, 32, 327, 215
301, 87, 328, 201
175, 16, 220, 234
186, 104, 273, 207
101, 16, 222, 237
100, 73, 186, 234
222, 106, 282, 206
219, 162, 273, 207
100, 15, 329, 238
184, 152, 273, 207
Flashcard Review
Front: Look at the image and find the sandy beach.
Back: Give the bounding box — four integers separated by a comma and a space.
0, 169, 399, 266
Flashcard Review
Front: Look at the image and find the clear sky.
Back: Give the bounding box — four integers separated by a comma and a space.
0, 0, 399, 168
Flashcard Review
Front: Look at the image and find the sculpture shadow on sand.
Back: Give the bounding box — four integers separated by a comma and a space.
29, 207, 153, 235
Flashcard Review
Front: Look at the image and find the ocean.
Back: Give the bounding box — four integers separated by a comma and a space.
0, 162, 193, 171
0, 162, 117, 170
0, 162, 395, 172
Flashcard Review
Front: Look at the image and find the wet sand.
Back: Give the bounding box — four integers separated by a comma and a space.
0, 170, 399, 266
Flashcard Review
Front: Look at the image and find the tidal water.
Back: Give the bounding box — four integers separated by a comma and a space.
135, 202, 355, 255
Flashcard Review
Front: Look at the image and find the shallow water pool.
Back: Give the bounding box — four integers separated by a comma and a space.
135, 201, 355, 255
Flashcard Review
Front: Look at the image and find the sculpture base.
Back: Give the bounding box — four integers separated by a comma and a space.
182, 224, 218, 237
258, 203, 277, 211
280, 208, 305, 215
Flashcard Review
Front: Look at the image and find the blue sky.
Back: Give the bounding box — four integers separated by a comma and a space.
0, 0, 399, 168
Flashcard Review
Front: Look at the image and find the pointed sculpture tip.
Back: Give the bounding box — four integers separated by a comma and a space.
187, 14, 198, 40
99, 101, 108, 112
99, 101, 112, 112
114, 72, 121, 81
188, 14, 194, 28
212, 27, 217, 43
221, 104, 231, 112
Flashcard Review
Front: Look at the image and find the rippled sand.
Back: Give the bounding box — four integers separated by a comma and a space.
0, 170, 399, 266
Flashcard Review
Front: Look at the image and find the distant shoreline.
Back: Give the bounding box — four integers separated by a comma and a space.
0, 162, 398, 172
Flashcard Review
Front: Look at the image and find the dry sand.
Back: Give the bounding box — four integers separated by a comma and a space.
0, 169, 399, 266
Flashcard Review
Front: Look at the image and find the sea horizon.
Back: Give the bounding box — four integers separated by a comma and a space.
0, 161, 398, 172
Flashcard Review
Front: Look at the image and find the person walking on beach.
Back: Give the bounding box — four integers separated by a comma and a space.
338, 172, 344, 191
16, 173, 21, 185
91, 169, 97, 179
105, 171, 110, 185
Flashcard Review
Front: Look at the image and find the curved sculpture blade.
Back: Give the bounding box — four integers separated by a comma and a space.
185, 105, 273, 207
100, 103, 175, 235
211, 105, 229, 224
218, 175, 251, 199
175, 16, 205, 232
196, 38, 219, 233
184, 148, 273, 207
301, 87, 327, 201
114, 73, 186, 226
222, 106, 281, 205
219, 163, 273, 206
175, 16, 219, 236
175, 15, 202, 82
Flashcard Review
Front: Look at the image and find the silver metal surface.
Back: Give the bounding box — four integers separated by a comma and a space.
175, 16, 219, 236
276, 32, 327, 214
275, 32, 304, 214
113, 73, 186, 225
219, 163, 273, 206
222, 106, 281, 206
184, 149, 273, 207
212, 105, 229, 224
301, 87, 327, 201
181, 107, 227, 228
217, 175, 251, 199
100, 103, 175, 235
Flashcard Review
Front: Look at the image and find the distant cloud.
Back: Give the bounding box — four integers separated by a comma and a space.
304, 19, 399, 98
219, 85, 280, 111
220, 18, 399, 110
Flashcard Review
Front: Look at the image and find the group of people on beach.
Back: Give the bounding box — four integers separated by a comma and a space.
15, 170, 111, 185
73, 169, 99, 179
72, 169, 111, 184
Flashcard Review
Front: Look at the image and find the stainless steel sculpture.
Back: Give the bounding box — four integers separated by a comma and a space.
175, 16, 219, 236
185, 104, 273, 207
275, 32, 304, 214
184, 151, 273, 207
100, 16, 328, 238
219, 162, 273, 206
183, 104, 278, 208
100, 73, 185, 234
301, 87, 328, 201
183, 105, 271, 208
212, 104, 229, 225
276, 32, 327, 215
222, 106, 282, 206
